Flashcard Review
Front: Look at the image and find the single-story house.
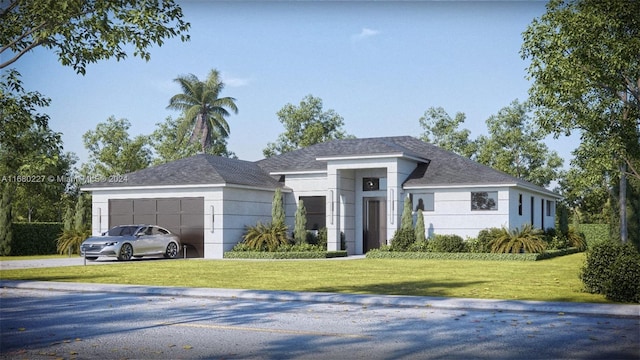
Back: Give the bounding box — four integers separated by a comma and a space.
82, 136, 561, 258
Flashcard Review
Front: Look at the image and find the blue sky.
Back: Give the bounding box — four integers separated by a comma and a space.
12, 0, 575, 167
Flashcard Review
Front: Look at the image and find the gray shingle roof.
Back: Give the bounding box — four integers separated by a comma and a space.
83, 154, 282, 189
257, 136, 557, 195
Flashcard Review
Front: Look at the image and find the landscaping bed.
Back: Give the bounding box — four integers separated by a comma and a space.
224, 251, 347, 259
366, 247, 583, 261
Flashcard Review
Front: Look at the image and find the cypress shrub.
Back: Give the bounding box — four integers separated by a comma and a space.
10, 222, 63, 255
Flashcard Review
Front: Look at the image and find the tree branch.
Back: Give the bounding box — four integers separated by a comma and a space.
0, 37, 45, 69
0, 0, 19, 18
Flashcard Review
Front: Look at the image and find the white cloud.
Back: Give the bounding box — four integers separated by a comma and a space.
222, 74, 251, 87
352, 27, 381, 41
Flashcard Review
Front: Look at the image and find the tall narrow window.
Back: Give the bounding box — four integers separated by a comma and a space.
530, 196, 535, 226
518, 194, 523, 216
541, 198, 545, 229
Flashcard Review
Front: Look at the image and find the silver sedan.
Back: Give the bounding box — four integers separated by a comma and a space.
80, 225, 181, 261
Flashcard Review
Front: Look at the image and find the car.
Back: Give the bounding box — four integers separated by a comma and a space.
80, 225, 181, 261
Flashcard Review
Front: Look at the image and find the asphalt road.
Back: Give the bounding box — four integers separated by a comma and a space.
1, 258, 639, 359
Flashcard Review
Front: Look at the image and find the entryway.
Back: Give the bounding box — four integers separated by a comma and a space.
363, 197, 386, 252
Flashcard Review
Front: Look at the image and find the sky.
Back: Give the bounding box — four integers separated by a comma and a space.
10, 0, 577, 168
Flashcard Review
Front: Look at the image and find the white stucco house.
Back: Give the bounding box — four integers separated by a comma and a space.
83, 136, 561, 259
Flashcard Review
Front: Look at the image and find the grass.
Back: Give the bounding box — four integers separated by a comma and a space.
0, 253, 611, 303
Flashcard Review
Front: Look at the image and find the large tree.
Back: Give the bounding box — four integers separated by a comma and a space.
419, 107, 478, 159
167, 69, 238, 153
417, 102, 563, 188
81, 116, 151, 178
0, 70, 66, 253
521, 0, 640, 242
150, 116, 236, 165
0, 0, 190, 74
476, 100, 564, 188
263, 95, 353, 157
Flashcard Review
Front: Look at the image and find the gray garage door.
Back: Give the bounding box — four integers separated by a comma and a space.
109, 197, 204, 257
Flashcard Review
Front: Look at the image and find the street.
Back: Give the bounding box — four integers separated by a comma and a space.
1, 286, 638, 359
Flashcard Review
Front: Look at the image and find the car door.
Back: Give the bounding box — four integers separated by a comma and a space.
132, 226, 154, 255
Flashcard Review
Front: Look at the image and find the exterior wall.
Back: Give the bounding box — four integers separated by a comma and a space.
508, 188, 557, 231
219, 187, 275, 258
408, 187, 510, 239
283, 173, 328, 230
88, 185, 278, 259
89, 186, 220, 256
407, 186, 559, 239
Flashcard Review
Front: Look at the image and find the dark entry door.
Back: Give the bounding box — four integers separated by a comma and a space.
363, 198, 386, 252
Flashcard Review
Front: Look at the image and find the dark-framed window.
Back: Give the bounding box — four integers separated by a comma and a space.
299, 196, 326, 230
518, 193, 523, 216
471, 191, 498, 210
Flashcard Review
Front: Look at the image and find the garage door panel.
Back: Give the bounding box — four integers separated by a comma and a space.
133, 214, 156, 225
134, 199, 156, 214
181, 198, 203, 213
157, 214, 180, 233
181, 214, 204, 228
157, 199, 180, 213
110, 215, 133, 227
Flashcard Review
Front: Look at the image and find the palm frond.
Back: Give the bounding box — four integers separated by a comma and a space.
490, 224, 546, 254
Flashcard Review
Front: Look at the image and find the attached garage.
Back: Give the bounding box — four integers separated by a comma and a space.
109, 198, 204, 257
82, 154, 284, 259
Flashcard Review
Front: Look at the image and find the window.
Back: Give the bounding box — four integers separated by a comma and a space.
299, 196, 326, 230
411, 193, 434, 211
518, 194, 523, 216
546, 200, 554, 217
471, 191, 498, 210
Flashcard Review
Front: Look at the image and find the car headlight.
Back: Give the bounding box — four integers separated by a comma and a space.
105, 242, 119, 246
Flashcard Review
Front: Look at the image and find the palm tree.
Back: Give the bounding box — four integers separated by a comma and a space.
167, 69, 238, 153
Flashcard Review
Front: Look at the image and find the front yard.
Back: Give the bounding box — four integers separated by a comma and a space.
0, 253, 611, 303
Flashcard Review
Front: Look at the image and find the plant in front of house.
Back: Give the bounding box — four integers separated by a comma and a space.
390, 196, 416, 251
293, 199, 307, 244
241, 221, 290, 252
490, 224, 546, 254
427, 234, 467, 253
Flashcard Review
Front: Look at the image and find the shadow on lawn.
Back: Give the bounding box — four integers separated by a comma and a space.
309, 279, 487, 297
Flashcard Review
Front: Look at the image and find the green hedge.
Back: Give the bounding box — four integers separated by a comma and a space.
366, 248, 582, 261
577, 224, 610, 246
10, 222, 63, 256
224, 251, 348, 259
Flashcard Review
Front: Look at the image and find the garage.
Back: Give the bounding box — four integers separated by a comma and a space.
109, 197, 204, 257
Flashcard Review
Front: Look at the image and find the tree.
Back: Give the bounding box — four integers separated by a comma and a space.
150, 116, 235, 165
294, 199, 307, 244
400, 196, 413, 231
81, 116, 151, 177
167, 69, 238, 153
263, 95, 353, 157
417, 101, 563, 188
1, 0, 190, 74
272, 188, 285, 227
419, 107, 478, 159
415, 209, 426, 243
522, 0, 640, 243
475, 100, 564, 188
0, 70, 65, 254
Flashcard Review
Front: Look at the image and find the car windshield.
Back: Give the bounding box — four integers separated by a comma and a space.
107, 226, 140, 236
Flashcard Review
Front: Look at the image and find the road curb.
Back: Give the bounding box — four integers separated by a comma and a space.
2, 280, 639, 318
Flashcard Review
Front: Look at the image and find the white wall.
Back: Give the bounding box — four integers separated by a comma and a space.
409, 187, 510, 239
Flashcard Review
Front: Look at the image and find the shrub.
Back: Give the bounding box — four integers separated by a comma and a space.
490, 224, 546, 254
565, 227, 587, 251
581, 241, 640, 302
471, 228, 501, 253
605, 253, 640, 303
241, 222, 290, 251
577, 223, 609, 247
390, 228, 416, 251
427, 234, 466, 253
57, 228, 91, 255
407, 240, 429, 252
10, 222, 63, 256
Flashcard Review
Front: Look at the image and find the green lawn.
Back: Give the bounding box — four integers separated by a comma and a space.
0, 253, 610, 303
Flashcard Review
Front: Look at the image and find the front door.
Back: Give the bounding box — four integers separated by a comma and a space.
363, 198, 386, 252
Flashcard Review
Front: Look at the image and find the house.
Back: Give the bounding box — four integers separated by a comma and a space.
82, 136, 561, 258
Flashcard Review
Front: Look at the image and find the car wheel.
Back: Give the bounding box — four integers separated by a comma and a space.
118, 243, 133, 261
85, 256, 98, 261
164, 242, 179, 259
